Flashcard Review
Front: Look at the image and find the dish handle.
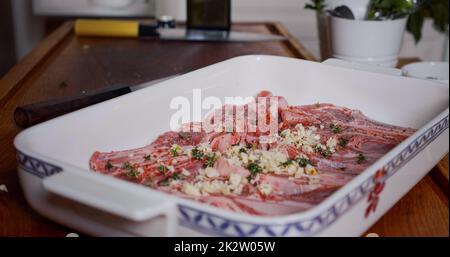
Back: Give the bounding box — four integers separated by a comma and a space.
42, 167, 177, 236
322, 58, 403, 76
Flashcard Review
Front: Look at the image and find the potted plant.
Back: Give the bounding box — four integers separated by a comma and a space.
306, 0, 449, 66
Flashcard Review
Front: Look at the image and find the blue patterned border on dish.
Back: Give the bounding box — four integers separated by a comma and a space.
15, 115, 449, 236
178, 115, 449, 236
16, 151, 63, 178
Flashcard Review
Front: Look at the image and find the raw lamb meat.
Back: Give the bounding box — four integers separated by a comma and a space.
90, 91, 415, 216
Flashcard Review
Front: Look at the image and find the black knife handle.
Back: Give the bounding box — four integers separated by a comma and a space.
14, 84, 132, 128
139, 24, 160, 37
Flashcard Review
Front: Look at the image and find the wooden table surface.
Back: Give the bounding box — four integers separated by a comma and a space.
0, 21, 448, 237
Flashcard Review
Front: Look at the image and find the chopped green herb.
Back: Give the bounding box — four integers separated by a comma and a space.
172, 172, 180, 180
170, 148, 179, 157
122, 161, 139, 178
158, 165, 168, 172
239, 148, 247, 154
204, 153, 217, 168
357, 154, 366, 164
191, 147, 204, 160
246, 143, 256, 150
321, 149, 333, 158
338, 138, 349, 148
330, 124, 343, 133
247, 162, 263, 177
105, 160, 114, 170
281, 159, 294, 167
296, 157, 311, 167
178, 132, 191, 140
144, 155, 151, 161
313, 145, 323, 153
170, 144, 183, 157
122, 161, 133, 170
126, 169, 140, 178
314, 145, 332, 158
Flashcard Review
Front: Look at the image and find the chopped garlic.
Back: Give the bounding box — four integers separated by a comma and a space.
240, 152, 249, 165
302, 145, 314, 153
181, 169, 191, 177
305, 164, 318, 175
229, 173, 244, 187
182, 183, 201, 197
169, 179, 182, 187
326, 137, 338, 152
199, 181, 226, 195
205, 167, 219, 178
280, 124, 321, 150
226, 156, 242, 166
294, 167, 305, 178
258, 183, 273, 196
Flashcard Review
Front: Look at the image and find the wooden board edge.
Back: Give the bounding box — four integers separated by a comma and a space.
0, 21, 74, 106
271, 22, 318, 62
431, 154, 449, 195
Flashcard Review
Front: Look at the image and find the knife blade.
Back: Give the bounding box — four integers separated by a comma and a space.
160, 28, 286, 42
75, 19, 286, 42
14, 74, 180, 128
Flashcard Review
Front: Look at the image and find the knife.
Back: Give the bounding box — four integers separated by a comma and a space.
14, 75, 179, 128
75, 19, 287, 43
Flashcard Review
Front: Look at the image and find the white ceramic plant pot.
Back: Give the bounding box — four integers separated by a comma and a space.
329, 16, 407, 67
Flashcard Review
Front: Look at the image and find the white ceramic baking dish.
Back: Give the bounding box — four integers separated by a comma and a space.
14, 55, 449, 236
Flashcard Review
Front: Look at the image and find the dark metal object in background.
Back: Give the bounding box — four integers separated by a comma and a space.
157, 15, 176, 29
75, 19, 287, 42
187, 0, 231, 31
0, 0, 17, 77
158, 28, 287, 42
328, 6, 355, 20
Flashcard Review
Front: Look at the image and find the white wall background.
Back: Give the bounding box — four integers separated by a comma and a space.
12, 0, 450, 62
12, 0, 45, 60
156, 0, 449, 61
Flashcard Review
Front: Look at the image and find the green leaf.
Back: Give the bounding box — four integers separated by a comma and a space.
407, 10, 424, 43
367, 0, 415, 20
428, 0, 449, 33
406, 0, 448, 43
304, 0, 326, 12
